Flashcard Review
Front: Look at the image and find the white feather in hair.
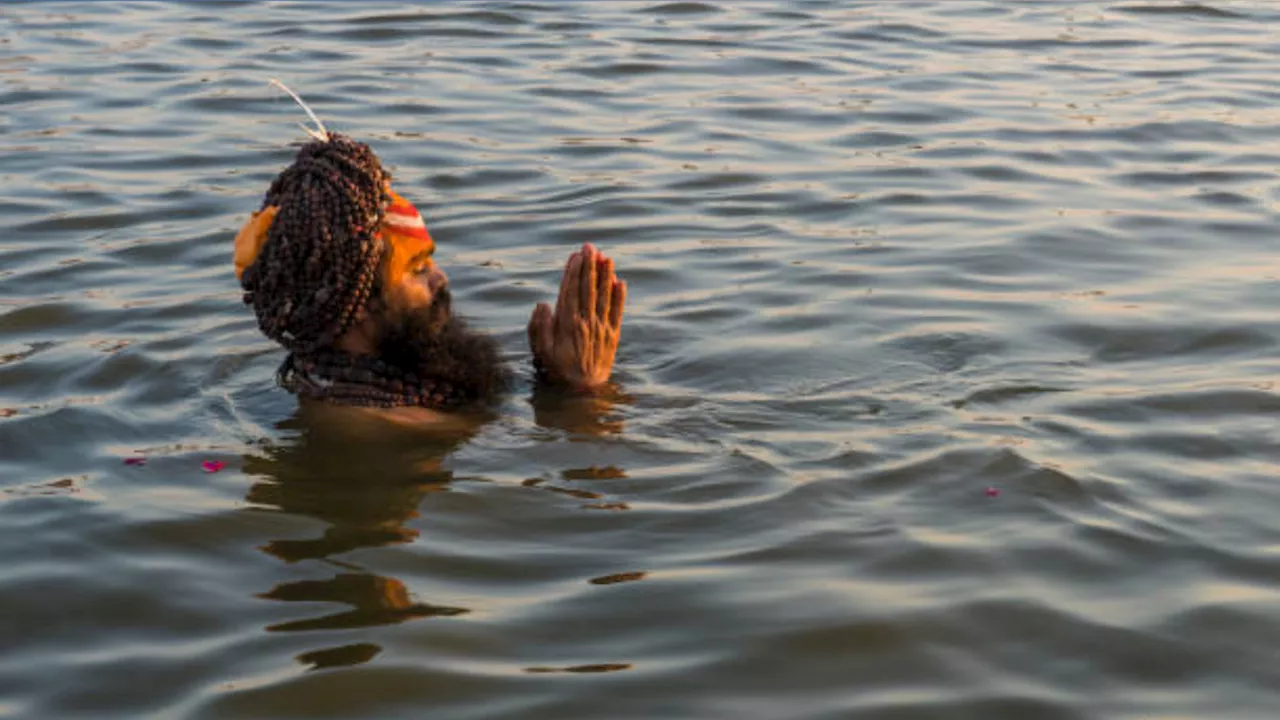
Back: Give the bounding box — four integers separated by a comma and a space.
269, 78, 329, 142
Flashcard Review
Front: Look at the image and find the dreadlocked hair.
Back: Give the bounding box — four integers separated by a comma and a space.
240, 132, 390, 354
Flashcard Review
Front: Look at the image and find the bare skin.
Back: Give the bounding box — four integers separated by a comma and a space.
235, 179, 626, 427
528, 243, 627, 391
328, 241, 626, 427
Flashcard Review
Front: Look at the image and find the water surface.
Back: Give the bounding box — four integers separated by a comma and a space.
2, 1, 1279, 718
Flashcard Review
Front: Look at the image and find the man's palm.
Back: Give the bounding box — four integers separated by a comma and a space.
528, 243, 627, 390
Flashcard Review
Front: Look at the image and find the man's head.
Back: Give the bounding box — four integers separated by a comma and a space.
236, 133, 507, 408
240, 132, 389, 353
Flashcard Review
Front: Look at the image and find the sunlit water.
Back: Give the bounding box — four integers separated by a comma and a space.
2, 1, 1279, 718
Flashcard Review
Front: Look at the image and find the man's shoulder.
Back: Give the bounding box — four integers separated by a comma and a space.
299, 397, 483, 435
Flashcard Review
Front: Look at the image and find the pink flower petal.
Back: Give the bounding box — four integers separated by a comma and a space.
202, 460, 227, 473
985, 486, 1001, 497
123, 457, 146, 466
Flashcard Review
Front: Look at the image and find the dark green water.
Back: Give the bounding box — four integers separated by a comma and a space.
2, 1, 1279, 718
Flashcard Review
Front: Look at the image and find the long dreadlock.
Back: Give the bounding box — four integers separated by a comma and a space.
241, 132, 389, 353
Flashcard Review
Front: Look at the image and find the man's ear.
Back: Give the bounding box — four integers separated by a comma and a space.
233, 206, 279, 281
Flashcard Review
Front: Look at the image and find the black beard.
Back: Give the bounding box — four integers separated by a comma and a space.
374, 289, 510, 404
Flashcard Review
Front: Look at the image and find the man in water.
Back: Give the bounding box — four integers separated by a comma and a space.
233, 132, 626, 423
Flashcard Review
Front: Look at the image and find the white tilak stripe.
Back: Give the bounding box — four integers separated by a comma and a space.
384, 213, 426, 230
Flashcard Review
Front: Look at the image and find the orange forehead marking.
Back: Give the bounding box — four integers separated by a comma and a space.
383, 189, 433, 250
380, 189, 434, 281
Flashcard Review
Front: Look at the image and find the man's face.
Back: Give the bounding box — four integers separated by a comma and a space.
370, 233, 507, 400
377, 184, 451, 325
382, 243, 451, 331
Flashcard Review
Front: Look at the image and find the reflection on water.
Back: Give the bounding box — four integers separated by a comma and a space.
295, 642, 384, 672
241, 389, 630, 670
528, 383, 630, 437
525, 663, 633, 675
261, 574, 468, 633
245, 410, 458, 562
243, 409, 473, 667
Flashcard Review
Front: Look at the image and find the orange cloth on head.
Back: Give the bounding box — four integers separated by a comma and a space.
233, 206, 278, 281
231, 189, 433, 282
382, 189, 432, 249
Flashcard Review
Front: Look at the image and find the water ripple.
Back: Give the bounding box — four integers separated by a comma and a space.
2, 1, 1280, 718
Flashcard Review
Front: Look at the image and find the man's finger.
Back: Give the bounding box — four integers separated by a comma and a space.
528, 302, 553, 357
609, 279, 627, 330
559, 251, 583, 329
581, 245, 597, 320
596, 255, 613, 319
556, 250, 579, 316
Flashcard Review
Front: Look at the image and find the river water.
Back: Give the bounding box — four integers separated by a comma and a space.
2, 1, 1279, 718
